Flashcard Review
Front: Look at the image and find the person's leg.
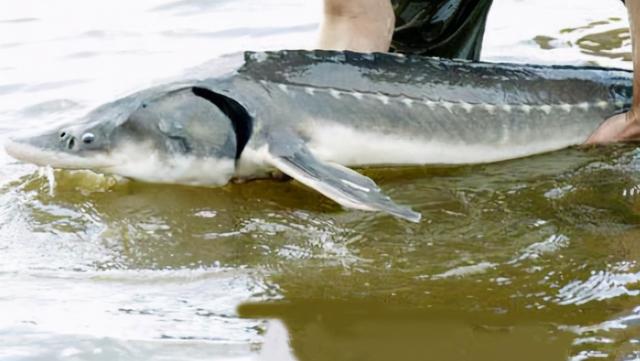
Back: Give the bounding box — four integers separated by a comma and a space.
318, 0, 493, 61
317, 0, 395, 52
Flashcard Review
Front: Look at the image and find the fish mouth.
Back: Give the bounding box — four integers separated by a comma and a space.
4, 138, 117, 170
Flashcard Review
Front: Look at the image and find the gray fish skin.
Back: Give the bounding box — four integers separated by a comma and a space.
3, 50, 633, 221
230, 50, 632, 166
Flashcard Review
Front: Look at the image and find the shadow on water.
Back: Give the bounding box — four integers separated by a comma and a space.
241, 300, 575, 361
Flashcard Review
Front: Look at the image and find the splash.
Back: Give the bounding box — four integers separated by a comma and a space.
37, 166, 56, 196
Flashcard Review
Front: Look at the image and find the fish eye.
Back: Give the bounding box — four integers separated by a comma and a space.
82, 133, 95, 144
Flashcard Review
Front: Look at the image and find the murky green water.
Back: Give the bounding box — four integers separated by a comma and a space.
0, 1, 638, 360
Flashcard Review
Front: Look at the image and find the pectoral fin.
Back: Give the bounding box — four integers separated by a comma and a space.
265, 136, 421, 222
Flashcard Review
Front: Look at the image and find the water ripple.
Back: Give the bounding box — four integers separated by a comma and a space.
557, 270, 640, 305
511, 234, 570, 263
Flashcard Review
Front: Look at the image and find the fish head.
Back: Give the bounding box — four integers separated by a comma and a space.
4, 98, 132, 170
5, 86, 248, 185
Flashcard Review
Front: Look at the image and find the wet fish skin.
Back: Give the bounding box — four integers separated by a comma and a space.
231, 50, 631, 165
3, 50, 633, 221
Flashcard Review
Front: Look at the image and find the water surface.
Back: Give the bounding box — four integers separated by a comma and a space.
0, 1, 638, 360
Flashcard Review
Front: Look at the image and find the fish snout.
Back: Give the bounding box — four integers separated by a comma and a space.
4, 127, 80, 166
4, 134, 43, 164
4, 135, 23, 159
4, 131, 56, 163
4, 130, 117, 169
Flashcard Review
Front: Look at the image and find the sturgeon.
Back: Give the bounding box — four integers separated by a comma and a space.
4, 50, 633, 222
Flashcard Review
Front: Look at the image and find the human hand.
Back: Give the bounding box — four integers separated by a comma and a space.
585, 110, 640, 144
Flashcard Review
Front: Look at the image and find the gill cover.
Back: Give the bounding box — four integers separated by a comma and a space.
115, 88, 240, 160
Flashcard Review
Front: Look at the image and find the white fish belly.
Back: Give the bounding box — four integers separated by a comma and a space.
103, 142, 236, 186
305, 121, 587, 166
